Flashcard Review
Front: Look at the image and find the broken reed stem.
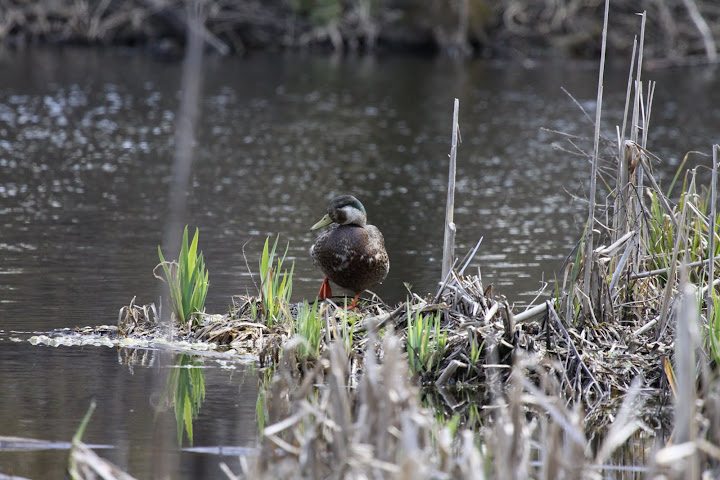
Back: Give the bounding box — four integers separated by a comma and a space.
582, 0, 610, 311
631, 12, 646, 145
656, 175, 694, 341
619, 37, 637, 150
442, 98, 459, 282
709, 145, 718, 323
642, 81, 656, 149
630, 254, 720, 279
614, 36, 638, 239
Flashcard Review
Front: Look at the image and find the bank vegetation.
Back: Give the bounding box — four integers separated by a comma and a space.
0, 0, 719, 63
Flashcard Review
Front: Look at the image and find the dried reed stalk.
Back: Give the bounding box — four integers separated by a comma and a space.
582, 0, 609, 316
442, 98, 460, 282
708, 145, 718, 324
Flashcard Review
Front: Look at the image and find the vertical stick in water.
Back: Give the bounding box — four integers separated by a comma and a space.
163, 3, 205, 268
583, 0, 610, 309
152, 3, 205, 478
442, 99, 459, 282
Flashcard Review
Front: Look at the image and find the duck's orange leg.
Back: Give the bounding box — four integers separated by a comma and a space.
317, 277, 332, 300
347, 293, 361, 310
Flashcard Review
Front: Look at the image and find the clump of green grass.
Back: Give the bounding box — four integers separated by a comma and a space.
406, 304, 447, 378
259, 236, 294, 326
337, 302, 358, 354
646, 178, 720, 283
293, 299, 323, 360
156, 226, 209, 328
465, 332, 484, 381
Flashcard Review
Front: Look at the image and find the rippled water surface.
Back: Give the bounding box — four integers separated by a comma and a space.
0, 48, 718, 478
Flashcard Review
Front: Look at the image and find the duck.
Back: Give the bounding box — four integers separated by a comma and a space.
310, 195, 389, 309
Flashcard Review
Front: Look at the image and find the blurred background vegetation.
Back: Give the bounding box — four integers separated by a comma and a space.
0, 0, 717, 61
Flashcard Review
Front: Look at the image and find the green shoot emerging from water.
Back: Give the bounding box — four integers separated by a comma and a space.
156, 226, 209, 328
259, 236, 294, 326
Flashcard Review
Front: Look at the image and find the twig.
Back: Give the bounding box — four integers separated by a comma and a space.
434, 258, 459, 301
608, 233, 637, 295
548, 304, 603, 400
458, 237, 483, 276
630, 255, 720, 280
435, 359, 466, 386
442, 99, 459, 282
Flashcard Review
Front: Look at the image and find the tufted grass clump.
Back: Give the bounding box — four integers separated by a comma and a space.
293, 299, 323, 360
406, 303, 447, 378
156, 226, 209, 328
259, 236, 294, 327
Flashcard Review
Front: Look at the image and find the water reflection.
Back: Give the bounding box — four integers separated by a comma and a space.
2, 51, 717, 335
0, 340, 257, 478
160, 354, 207, 446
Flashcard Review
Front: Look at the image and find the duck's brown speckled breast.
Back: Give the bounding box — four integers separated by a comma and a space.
310, 224, 389, 293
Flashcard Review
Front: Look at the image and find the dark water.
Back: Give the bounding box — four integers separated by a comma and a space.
0, 48, 718, 478
0, 343, 256, 478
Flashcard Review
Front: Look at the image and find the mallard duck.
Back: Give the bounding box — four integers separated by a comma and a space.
310, 195, 389, 308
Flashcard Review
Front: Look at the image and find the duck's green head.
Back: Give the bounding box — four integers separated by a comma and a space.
311, 195, 367, 230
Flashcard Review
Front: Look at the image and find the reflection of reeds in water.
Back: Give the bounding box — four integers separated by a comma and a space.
159, 354, 206, 446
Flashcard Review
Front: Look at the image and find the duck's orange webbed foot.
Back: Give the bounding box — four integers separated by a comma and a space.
317, 277, 332, 301
347, 293, 361, 311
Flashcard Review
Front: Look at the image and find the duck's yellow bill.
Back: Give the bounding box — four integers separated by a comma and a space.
311, 214, 333, 231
